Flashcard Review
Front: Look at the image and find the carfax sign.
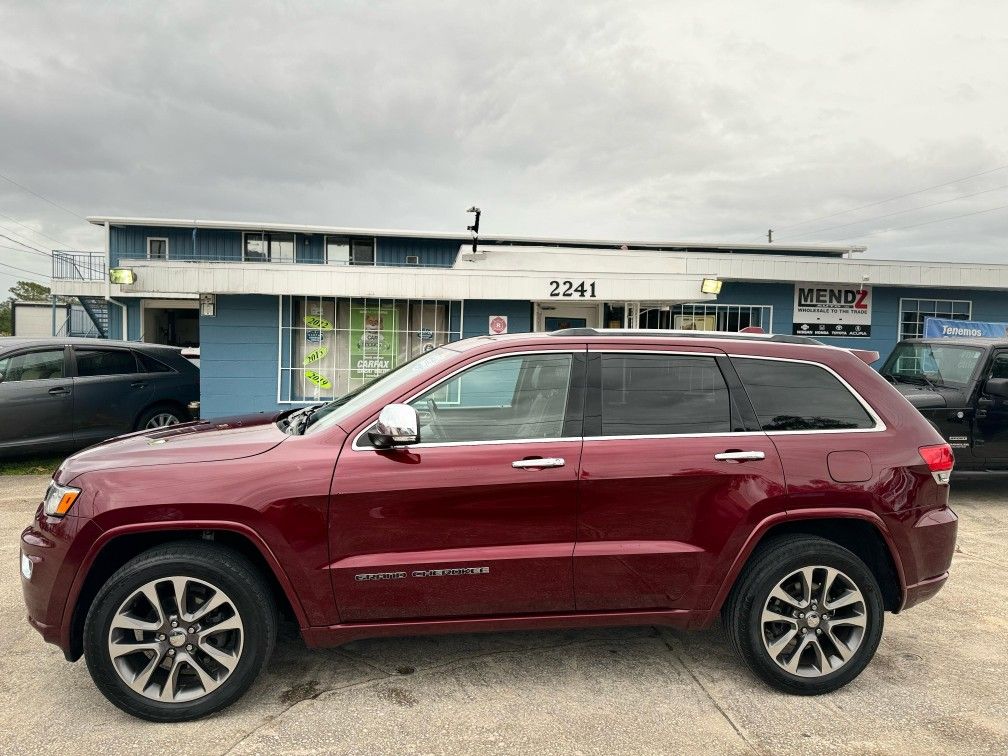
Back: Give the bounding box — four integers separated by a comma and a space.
792, 283, 872, 338
350, 304, 398, 380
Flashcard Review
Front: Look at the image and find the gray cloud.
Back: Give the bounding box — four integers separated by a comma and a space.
1, 0, 1007, 293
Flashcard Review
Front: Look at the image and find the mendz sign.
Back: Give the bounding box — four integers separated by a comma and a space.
792, 283, 872, 338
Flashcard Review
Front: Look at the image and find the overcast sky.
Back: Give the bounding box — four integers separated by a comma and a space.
1, 1, 1007, 293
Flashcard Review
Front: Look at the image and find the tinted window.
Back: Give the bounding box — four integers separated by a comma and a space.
135, 351, 174, 373
75, 349, 138, 377
991, 353, 1008, 379
407, 353, 573, 443
733, 358, 875, 431
600, 354, 730, 436
0, 349, 65, 382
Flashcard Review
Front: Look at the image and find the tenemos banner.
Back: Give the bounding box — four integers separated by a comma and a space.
923, 317, 1008, 339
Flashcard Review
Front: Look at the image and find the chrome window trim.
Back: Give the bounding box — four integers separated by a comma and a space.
350, 347, 889, 450
350, 348, 582, 451
727, 353, 887, 434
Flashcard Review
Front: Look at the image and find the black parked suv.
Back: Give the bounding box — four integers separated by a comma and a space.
0, 337, 199, 457
880, 337, 1008, 470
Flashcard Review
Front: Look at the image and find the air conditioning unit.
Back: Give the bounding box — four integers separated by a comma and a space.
405, 255, 420, 265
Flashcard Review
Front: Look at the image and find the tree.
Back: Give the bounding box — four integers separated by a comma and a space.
9, 280, 51, 302
0, 300, 9, 336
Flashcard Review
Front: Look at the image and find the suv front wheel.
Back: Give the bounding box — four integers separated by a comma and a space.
83, 541, 277, 721
724, 535, 885, 695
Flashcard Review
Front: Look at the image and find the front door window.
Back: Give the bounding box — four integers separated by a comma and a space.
408, 353, 574, 443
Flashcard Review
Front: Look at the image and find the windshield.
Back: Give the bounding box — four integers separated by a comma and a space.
881, 342, 983, 388
301, 346, 457, 434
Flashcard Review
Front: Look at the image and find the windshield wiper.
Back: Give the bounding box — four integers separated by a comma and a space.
281, 405, 320, 435
294, 406, 321, 435
898, 374, 942, 389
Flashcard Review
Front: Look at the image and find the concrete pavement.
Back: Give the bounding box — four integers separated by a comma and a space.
1, 473, 1005, 755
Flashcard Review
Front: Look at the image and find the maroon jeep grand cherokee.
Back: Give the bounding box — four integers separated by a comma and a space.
21, 329, 957, 721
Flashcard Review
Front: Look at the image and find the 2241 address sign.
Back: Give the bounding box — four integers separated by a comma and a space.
549, 280, 597, 298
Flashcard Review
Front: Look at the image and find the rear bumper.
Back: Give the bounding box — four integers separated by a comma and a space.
899, 505, 958, 611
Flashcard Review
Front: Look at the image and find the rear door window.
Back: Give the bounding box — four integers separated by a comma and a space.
0, 349, 65, 382
732, 357, 876, 431
599, 354, 730, 436
75, 348, 139, 377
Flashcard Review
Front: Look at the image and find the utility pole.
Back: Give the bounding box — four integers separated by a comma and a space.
767, 228, 773, 243
467, 206, 481, 253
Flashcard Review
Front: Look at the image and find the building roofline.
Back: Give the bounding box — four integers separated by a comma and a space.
85, 215, 864, 257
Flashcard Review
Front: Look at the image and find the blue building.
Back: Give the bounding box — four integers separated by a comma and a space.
50, 216, 1008, 417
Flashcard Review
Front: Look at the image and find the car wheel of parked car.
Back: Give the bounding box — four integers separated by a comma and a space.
724, 535, 884, 695
83, 541, 276, 721
138, 405, 184, 430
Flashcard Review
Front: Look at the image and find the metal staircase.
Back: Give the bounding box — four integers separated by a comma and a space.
76, 296, 109, 338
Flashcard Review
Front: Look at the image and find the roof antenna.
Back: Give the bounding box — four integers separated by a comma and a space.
466, 206, 481, 253
767, 228, 773, 243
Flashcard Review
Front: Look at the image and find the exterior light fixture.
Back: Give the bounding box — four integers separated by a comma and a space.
200, 293, 216, 317
109, 268, 136, 285
701, 278, 723, 295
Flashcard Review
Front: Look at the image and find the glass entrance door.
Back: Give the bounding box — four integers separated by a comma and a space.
535, 303, 601, 331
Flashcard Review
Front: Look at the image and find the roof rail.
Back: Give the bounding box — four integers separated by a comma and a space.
547, 327, 825, 345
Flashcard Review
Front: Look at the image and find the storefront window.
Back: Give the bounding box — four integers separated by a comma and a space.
899, 299, 972, 340
627, 303, 773, 332
279, 296, 463, 402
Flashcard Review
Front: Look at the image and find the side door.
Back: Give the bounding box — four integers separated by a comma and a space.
71, 346, 154, 443
975, 350, 1008, 462
574, 348, 786, 611
0, 347, 74, 454
329, 349, 585, 622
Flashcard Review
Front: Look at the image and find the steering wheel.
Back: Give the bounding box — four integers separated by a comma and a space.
424, 398, 447, 442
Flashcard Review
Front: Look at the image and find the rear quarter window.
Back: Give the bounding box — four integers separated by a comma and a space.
135, 351, 175, 373
732, 357, 877, 432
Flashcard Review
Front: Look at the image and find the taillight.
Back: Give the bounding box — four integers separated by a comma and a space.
919, 444, 954, 485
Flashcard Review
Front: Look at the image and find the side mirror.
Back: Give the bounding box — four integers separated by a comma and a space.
368, 403, 420, 449
984, 377, 1008, 398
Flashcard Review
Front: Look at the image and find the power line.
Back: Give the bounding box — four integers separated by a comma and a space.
0, 171, 87, 221
771, 163, 1008, 234
789, 182, 1008, 239
0, 232, 50, 257
828, 200, 1008, 242
0, 210, 74, 249
0, 258, 49, 282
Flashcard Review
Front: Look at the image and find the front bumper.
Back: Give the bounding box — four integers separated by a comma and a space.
20, 506, 101, 657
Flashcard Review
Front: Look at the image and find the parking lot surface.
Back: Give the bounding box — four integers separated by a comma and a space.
1, 473, 1006, 755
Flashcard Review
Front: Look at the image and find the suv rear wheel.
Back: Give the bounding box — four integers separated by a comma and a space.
83, 541, 276, 721
724, 535, 884, 695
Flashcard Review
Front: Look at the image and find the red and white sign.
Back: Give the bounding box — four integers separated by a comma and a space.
489, 315, 508, 335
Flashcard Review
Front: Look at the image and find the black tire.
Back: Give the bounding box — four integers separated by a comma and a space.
723, 535, 884, 695
84, 541, 277, 721
136, 404, 185, 431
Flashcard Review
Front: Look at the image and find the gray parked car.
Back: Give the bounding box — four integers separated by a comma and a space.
0, 337, 199, 457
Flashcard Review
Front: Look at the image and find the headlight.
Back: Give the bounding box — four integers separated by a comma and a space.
43, 482, 81, 517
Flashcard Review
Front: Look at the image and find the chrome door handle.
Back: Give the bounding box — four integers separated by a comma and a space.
714, 451, 765, 462
512, 457, 566, 469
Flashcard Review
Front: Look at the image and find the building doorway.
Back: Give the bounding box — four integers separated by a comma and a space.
142, 299, 199, 348
534, 302, 602, 332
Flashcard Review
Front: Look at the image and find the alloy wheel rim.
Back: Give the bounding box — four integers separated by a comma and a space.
107, 576, 244, 703
146, 412, 180, 428
760, 565, 867, 678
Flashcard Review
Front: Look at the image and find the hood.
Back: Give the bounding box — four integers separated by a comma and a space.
57, 412, 289, 483
891, 382, 948, 410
